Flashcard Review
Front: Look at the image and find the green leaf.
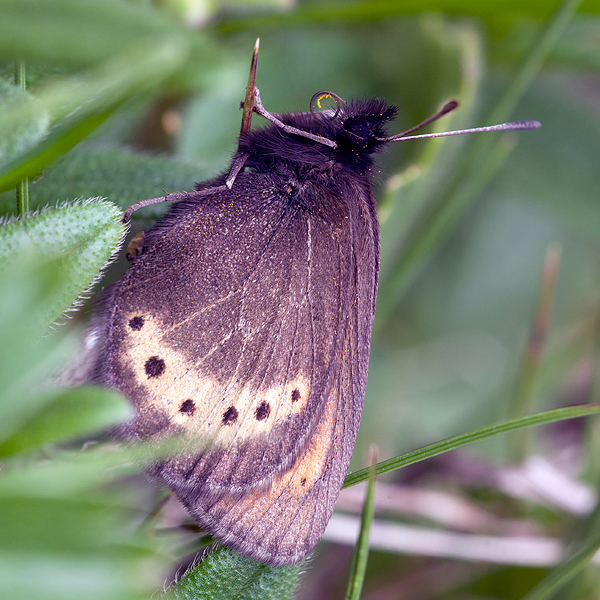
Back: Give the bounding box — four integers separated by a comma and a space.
1, 494, 129, 555
0, 386, 128, 457
0, 0, 192, 68
216, 0, 600, 34
165, 547, 302, 600
0, 199, 125, 329
0, 38, 190, 192
0, 452, 160, 600
0, 553, 153, 600
0, 253, 73, 441
0, 451, 136, 498
0, 149, 206, 217
0, 77, 50, 166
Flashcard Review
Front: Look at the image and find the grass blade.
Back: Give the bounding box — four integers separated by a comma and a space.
344, 403, 600, 488
344, 447, 378, 600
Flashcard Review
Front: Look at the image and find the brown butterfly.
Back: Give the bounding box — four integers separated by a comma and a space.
91, 41, 539, 565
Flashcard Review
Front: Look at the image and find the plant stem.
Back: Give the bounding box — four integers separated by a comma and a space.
344, 446, 377, 600
15, 61, 29, 216
509, 243, 562, 462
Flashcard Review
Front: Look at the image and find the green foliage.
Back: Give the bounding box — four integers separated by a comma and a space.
0, 250, 160, 600
0, 385, 127, 457
1, 0, 600, 598
0, 149, 203, 216
520, 533, 600, 600
0, 76, 50, 164
165, 547, 302, 600
0, 200, 125, 329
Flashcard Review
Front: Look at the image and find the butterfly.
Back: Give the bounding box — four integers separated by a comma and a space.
90, 43, 539, 565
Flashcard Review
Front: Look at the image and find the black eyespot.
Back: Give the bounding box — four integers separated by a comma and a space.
255, 401, 271, 421
179, 399, 196, 416
222, 406, 238, 425
145, 356, 165, 378
345, 119, 369, 140
129, 316, 144, 331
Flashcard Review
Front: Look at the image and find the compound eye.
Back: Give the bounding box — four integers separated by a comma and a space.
345, 119, 369, 140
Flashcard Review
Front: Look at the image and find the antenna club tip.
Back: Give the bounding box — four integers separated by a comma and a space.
444, 100, 459, 112
511, 120, 541, 130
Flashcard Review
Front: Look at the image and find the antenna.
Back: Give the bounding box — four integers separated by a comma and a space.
377, 100, 540, 142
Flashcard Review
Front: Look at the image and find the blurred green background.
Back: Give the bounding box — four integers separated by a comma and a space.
1, 0, 600, 598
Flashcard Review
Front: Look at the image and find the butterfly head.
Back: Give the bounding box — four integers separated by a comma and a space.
309, 92, 398, 153
239, 91, 398, 173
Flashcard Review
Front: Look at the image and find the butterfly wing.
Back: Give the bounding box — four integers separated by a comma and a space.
95, 169, 378, 564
